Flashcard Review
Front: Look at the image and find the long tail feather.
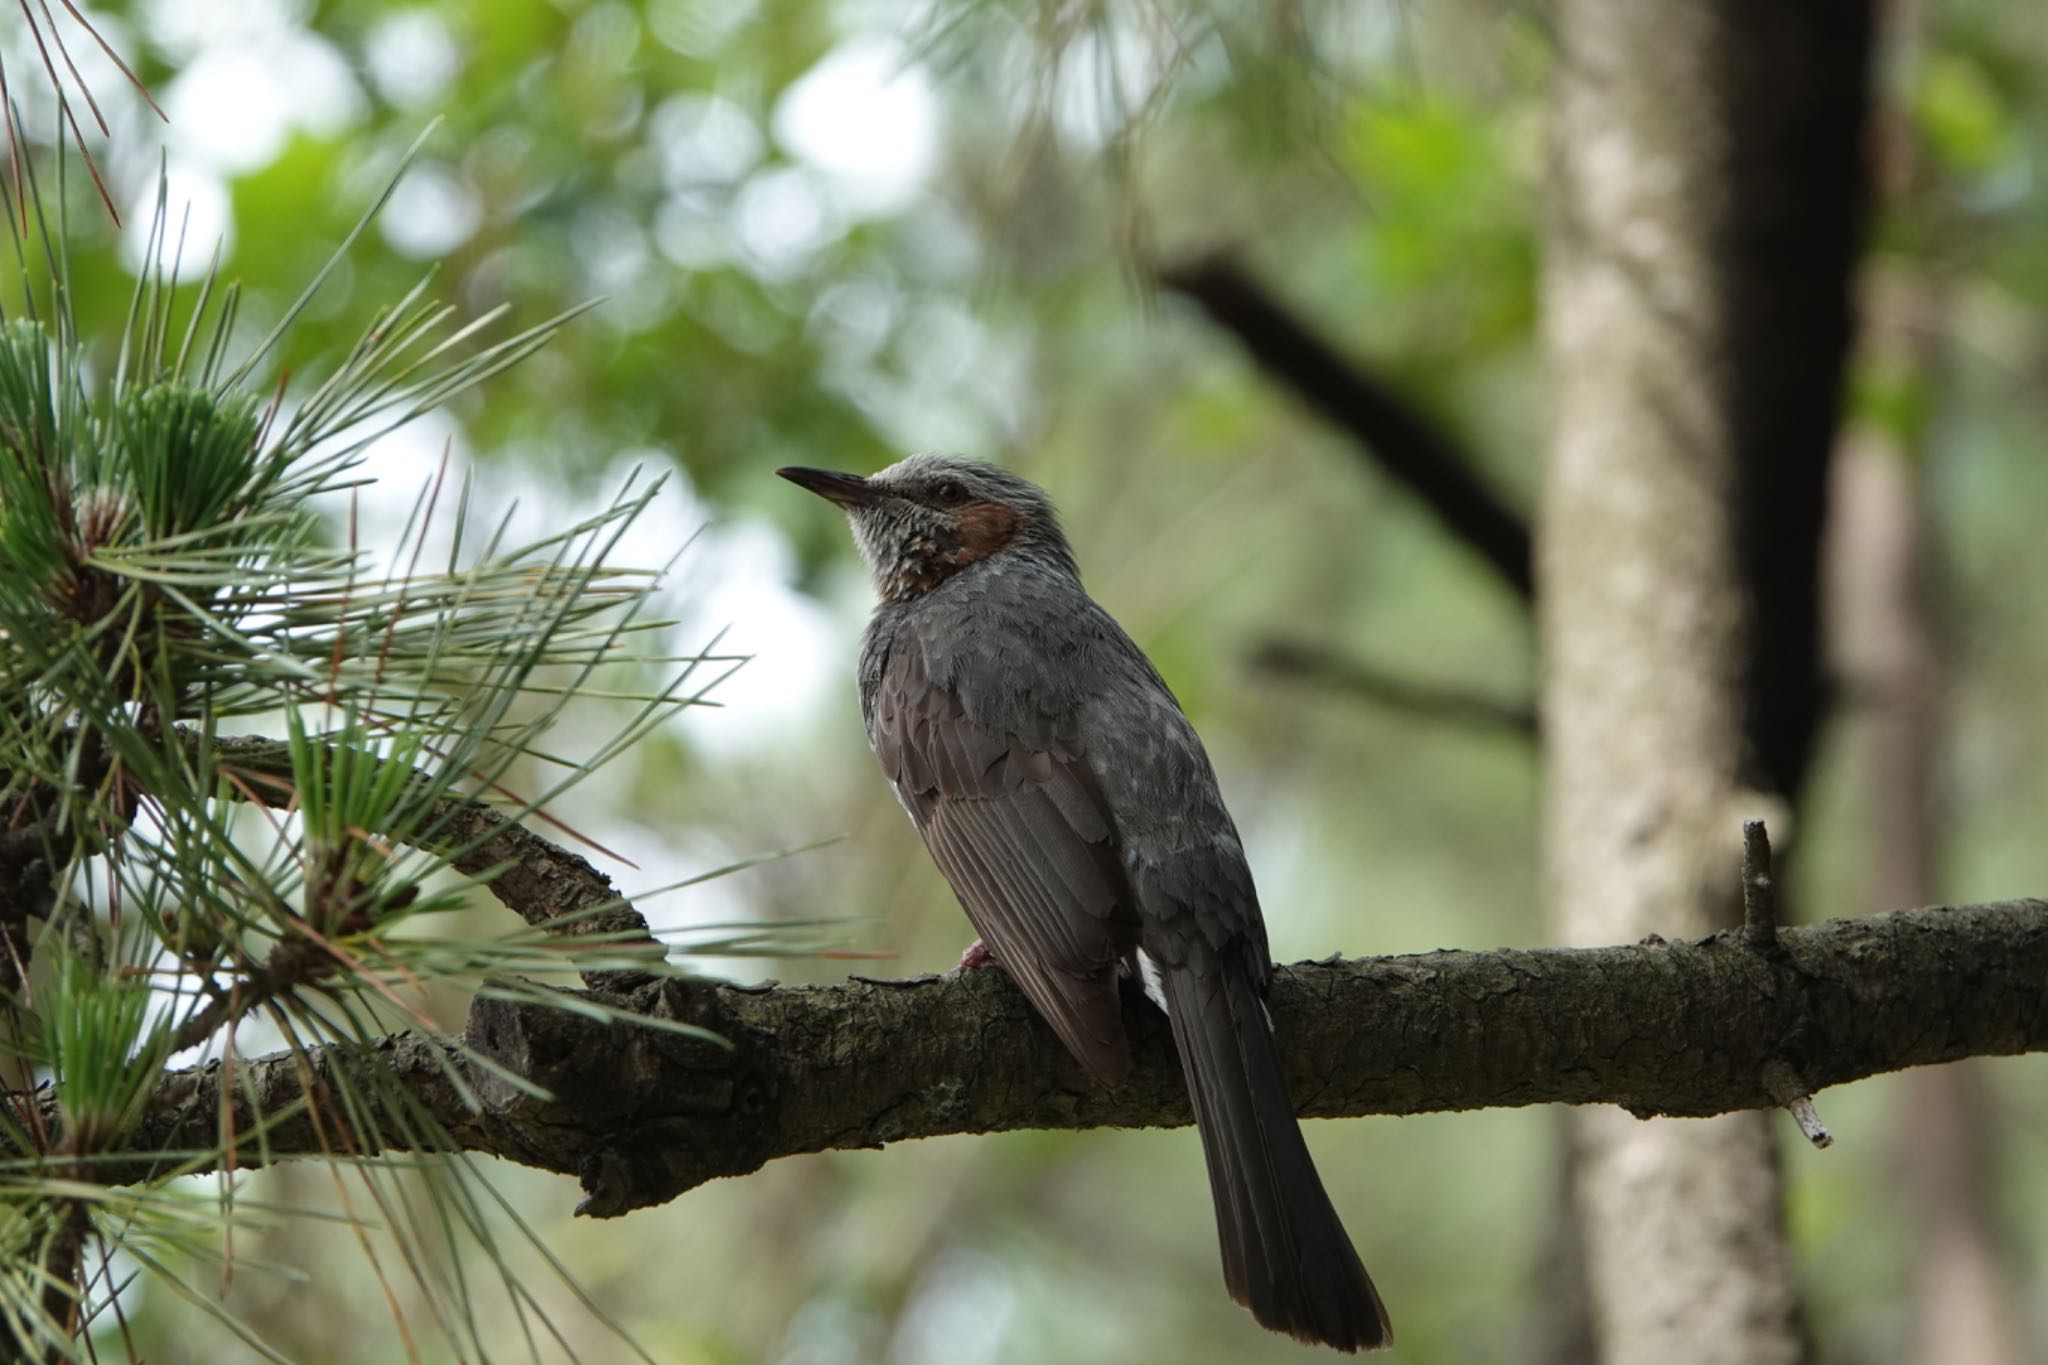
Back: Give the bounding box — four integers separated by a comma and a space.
1160, 963, 1393, 1352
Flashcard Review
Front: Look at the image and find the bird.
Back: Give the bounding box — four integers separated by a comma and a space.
778, 453, 1392, 1353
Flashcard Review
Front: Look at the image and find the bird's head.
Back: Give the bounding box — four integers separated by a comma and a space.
777, 454, 1078, 602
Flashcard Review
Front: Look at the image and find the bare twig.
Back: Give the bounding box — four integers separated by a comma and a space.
1762, 1057, 1834, 1149
1785, 1095, 1834, 1148
1741, 818, 1778, 950
1251, 638, 1537, 736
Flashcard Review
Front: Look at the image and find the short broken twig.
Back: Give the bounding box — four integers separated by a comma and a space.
1741, 819, 1778, 950
1762, 1057, 1834, 1149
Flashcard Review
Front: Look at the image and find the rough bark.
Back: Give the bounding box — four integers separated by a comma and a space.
66, 899, 2048, 1218
1541, 2, 1873, 1362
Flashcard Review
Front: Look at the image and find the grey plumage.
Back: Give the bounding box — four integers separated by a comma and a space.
779, 453, 1392, 1352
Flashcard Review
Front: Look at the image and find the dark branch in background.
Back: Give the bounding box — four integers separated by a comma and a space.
1250, 639, 1538, 737
86, 898, 2048, 1218
1722, 3, 1872, 805
1158, 256, 1533, 598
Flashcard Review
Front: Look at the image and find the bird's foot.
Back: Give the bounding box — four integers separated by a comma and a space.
956, 939, 996, 972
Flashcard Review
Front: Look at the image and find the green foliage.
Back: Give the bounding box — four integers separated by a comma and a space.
42, 953, 174, 1155
1917, 51, 2012, 177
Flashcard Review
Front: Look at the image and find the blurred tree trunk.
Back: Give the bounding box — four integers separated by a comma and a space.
1841, 4, 2031, 1352
1539, 2, 1873, 1363
1831, 247, 2031, 1360
1523, 1133, 1597, 1365
1832, 423, 2028, 1365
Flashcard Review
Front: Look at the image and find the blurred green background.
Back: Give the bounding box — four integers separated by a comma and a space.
28, 0, 2048, 1359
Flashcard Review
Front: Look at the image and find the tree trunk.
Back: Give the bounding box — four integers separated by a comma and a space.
1831, 285, 2030, 1365
1539, 2, 1874, 1362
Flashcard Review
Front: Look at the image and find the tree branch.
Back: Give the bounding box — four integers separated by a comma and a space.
1159, 255, 1533, 598
205, 735, 665, 990
80, 899, 2048, 1217
1250, 638, 1538, 736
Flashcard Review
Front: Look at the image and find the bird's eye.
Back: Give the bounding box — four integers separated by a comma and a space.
933, 480, 966, 505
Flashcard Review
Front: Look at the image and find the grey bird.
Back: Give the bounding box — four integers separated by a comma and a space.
779, 454, 1392, 1352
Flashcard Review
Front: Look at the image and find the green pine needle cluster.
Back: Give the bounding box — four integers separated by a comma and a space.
0, 142, 749, 1360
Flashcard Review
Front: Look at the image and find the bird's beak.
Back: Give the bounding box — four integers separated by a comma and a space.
776, 466, 879, 508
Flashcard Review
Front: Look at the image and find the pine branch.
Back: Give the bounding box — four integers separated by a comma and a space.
65, 898, 2048, 1216
203, 734, 666, 991
0, 140, 695, 1353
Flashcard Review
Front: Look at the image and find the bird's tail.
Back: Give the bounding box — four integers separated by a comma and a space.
1159, 962, 1392, 1353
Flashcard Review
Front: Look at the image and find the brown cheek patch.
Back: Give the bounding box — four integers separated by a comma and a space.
942, 502, 1022, 566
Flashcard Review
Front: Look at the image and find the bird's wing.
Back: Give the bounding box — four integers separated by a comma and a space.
871, 633, 1139, 1087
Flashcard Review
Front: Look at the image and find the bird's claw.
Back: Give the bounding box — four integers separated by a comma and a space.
956, 939, 996, 972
